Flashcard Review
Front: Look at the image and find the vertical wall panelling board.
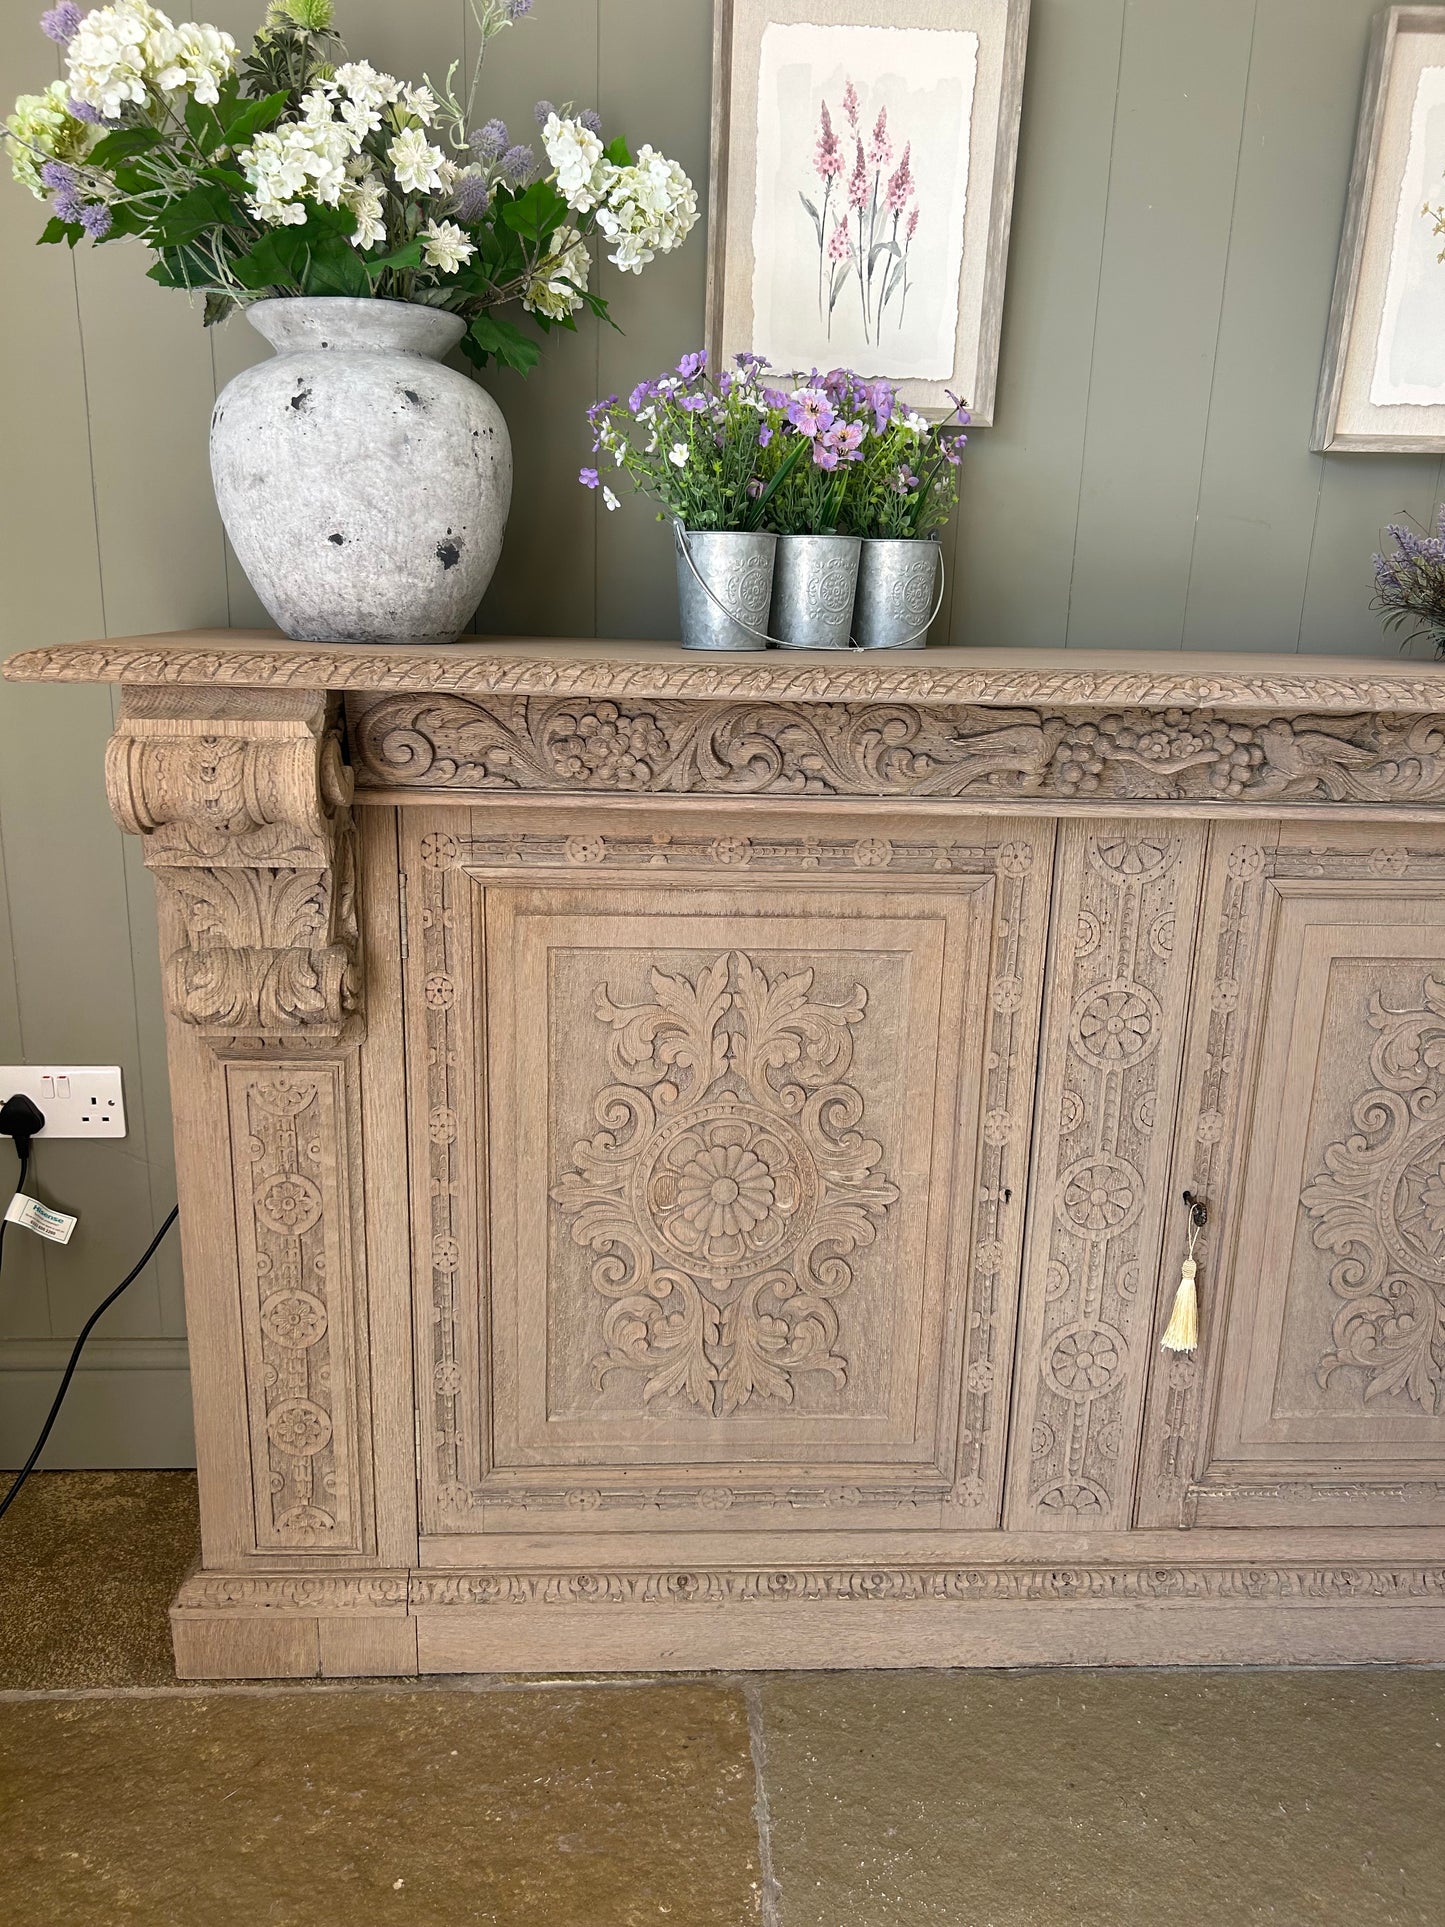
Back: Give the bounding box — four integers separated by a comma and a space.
1063, 0, 1257, 651
466, 0, 601, 637
595, 0, 714, 640
951, 0, 1126, 649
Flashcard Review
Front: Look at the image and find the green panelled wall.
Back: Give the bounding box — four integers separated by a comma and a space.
0, 0, 1440, 1463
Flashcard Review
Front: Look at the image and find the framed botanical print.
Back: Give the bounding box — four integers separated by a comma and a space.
1314, 6, 1445, 451
705, 0, 1031, 422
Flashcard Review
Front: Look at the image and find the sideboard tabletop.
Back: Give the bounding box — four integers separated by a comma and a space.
7, 629, 1445, 715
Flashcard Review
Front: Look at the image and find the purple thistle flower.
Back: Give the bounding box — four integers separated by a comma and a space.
68, 97, 103, 124
52, 184, 84, 223
452, 171, 491, 223
39, 160, 74, 192
676, 349, 706, 381
470, 118, 508, 160
41, 3, 83, 44
533, 99, 555, 125
578, 108, 601, 135
500, 143, 534, 184
505, 0, 533, 16
579, 466, 600, 488
79, 200, 112, 239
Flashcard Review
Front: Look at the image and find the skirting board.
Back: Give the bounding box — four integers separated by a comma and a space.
169, 1564, 1445, 1679
0, 1347, 195, 1469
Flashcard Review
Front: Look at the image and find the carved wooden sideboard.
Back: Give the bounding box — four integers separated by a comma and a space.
10, 633, 1445, 1678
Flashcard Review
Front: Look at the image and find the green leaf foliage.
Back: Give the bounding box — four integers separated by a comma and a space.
462, 312, 541, 375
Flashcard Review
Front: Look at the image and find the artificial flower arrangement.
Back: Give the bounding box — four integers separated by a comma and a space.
4, 0, 698, 374
1373, 511, 1445, 658
582, 353, 968, 650
581, 354, 967, 537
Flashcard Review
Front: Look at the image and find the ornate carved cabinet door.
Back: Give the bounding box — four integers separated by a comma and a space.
1149, 824, 1445, 1529
401, 806, 1051, 1540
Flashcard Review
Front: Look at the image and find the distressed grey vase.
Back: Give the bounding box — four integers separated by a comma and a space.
210, 297, 511, 645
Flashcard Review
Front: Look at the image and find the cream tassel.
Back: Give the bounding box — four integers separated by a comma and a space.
1161, 1255, 1199, 1353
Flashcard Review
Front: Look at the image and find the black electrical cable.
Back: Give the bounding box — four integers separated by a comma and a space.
0, 1203, 179, 1525
0, 1147, 30, 1281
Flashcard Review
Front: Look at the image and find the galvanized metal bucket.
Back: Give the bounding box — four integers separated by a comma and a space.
673, 524, 777, 650
853, 537, 946, 649
771, 533, 862, 650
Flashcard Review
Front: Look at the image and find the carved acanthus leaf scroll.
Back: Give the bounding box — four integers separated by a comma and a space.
105, 687, 362, 1048
1302, 974, 1445, 1414
551, 949, 899, 1415
351, 693, 1445, 806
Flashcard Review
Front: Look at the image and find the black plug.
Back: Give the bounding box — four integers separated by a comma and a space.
0, 1094, 45, 1164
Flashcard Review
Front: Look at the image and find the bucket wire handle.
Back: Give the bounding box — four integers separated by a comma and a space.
674, 522, 783, 648
853, 544, 946, 650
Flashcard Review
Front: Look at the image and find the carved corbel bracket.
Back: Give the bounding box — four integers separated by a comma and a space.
106, 686, 362, 1051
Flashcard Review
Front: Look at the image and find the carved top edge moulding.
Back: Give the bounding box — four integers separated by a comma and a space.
6, 630, 1445, 717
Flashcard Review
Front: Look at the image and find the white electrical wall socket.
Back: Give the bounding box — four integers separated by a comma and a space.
0, 1066, 126, 1140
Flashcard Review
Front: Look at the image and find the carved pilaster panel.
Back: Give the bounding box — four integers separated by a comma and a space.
105, 687, 361, 1049
228, 1060, 373, 1555
350, 692, 1445, 806
1005, 824, 1208, 1530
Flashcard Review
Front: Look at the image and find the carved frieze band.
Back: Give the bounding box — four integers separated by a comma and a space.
352, 694, 1445, 807
228, 1062, 372, 1555
105, 688, 362, 1048
172, 1562, 1445, 1613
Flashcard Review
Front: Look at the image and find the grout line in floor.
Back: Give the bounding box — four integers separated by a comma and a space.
742, 1675, 783, 1927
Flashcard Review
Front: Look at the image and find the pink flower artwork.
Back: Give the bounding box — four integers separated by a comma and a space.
797, 75, 921, 344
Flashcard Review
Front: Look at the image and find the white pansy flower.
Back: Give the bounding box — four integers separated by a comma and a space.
5, 81, 95, 198
420, 217, 475, 273
668, 442, 689, 468
602, 486, 620, 511
342, 172, 387, 250
594, 144, 698, 273
66, 2, 163, 119
388, 125, 447, 195
520, 224, 590, 319
540, 111, 610, 214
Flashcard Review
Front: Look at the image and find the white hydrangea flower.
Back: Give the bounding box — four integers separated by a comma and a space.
342, 172, 387, 250
387, 125, 447, 195
521, 224, 590, 319
66, 2, 164, 119
594, 146, 698, 273
240, 106, 354, 225
541, 112, 609, 214
5, 80, 95, 198
144, 19, 236, 105
420, 217, 475, 273
332, 61, 402, 114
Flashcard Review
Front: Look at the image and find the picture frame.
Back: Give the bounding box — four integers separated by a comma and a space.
1314, 5, 1445, 452
705, 0, 1031, 424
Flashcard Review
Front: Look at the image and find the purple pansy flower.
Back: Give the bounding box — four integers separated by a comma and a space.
579, 467, 600, 488
785, 387, 835, 439
676, 350, 706, 381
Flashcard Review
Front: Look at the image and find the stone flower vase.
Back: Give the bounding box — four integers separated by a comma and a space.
210, 297, 512, 645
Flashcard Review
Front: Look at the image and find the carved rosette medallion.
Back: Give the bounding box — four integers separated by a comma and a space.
1302, 974, 1445, 1413
230, 1066, 363, 1550
551, 950, 900, 1416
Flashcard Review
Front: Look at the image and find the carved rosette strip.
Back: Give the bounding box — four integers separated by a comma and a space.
1011, 826, 1206, 1529
228, 1063, 370, 1553
105, 687, 362, 1049
350, 693, 1445, 807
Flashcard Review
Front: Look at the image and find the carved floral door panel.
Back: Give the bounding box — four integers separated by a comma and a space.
401, 807, 1052, 1537
1169, 828, 1445, 1528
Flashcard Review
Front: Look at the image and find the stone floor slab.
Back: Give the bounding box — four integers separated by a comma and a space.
758, 1668, 1445, 1926
0, 1683, 760, 1926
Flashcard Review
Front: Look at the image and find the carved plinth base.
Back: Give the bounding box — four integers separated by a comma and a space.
169, 1555, 1445, 1677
